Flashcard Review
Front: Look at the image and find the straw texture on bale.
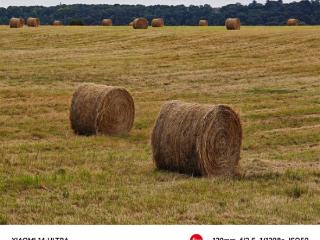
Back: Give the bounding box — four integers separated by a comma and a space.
9, 18, 23, 28
151, 101, 242, 177
287, 18, 299, 26
53, 20, 63, 26
27, 17, 40, 27
133, 18, 148, 29
151, 18, 164, 27
102, 19, 113, 26
199, 20, 208, 26
225, 18, 241, 30
70, 83, 135, 136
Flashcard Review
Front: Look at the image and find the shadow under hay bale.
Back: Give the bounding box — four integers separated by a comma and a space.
151, 18, 164, 27
133, 18, 148, 29
151, 100, 242, 177
9, 18, 23, 28
27, 17, 40, 27
287, 18, 299, 26
102, 19, 113, 26
225, 18, 241, 30
199, 20, 208, 26
70, 83, 135, 136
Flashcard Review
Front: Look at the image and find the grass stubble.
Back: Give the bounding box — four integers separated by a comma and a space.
0, 26, 319, 224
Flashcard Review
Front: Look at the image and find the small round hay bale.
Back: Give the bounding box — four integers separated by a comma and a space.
199, 20, 208, 26
53, 20, 63, 26
133, 18, 148, 29
129, 21, 133, 26
225, 18, 241, 30
287, 18, 299, 26
20, 18, 25, 26
70, 83, 135, 136
102, 19, 113, 26
151, 18, 164, 27
151, 100, 242, 177
9, 18, 23, 28
27, 17, 40, 27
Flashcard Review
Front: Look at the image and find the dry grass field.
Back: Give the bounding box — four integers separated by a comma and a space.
0, 26, 319, 224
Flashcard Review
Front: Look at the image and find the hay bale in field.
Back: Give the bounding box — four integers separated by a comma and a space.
225, 18, 241, 30
27, 17, 40, 27
133, 18, 148, 29
199, 20, 208, 26
102, 19, 113, 26
9, 18, 23, 28
151, 100, 242, 177
70, 83, 135, 136
287, 18, 299, 26
53, 20, 63, 26
151, 18, 164, 27
129, 21, 134, 26
20, 18, 25, 26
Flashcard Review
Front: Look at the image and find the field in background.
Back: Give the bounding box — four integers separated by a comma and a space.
0, 26, 319, 224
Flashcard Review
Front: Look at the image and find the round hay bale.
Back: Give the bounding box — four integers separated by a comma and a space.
20, 18, 25, 26
129, 21, 134, 26
199, 20, 208, 26
133, 18, 148, 29
9, 18, 23, 28
102, 19, 113, 26
225, 18, 241, 30
70, 83, 135, 136
53, 20, 63, 26
151, 18, 164, 27
151, 100, 242, 177
27, 17, 40, 27
287, 18, 299, 26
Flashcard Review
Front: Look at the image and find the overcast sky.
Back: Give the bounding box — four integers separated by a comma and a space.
0, 0, 296, 8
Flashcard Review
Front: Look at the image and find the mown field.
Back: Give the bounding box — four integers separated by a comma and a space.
0, 26, 319, 224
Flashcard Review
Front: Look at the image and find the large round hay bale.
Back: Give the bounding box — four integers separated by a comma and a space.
199, 20, 208, 26
53, 20, 63, 26
27, 17, 40, 27
287, 18, 299, 26
151, 18, 164, 27
225, 18, 241, 30
133, 18, 148, 29
102, 19, 113, 26
151, 101, 242, 177
70, 83, 135, 136
9, 18, 23, 28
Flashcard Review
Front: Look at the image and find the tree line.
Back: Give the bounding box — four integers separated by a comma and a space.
1, 0, 320, 26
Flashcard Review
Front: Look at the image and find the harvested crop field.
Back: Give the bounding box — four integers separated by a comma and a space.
0, 26, 319, 224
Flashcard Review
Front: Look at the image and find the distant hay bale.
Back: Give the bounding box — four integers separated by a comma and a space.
151, 18, 164, 27
27, 17, 40, 27
287, 18, 299, 26
53, 20, 63, 26
9, 18, 23, 28
70, 83, 135, 136
133, 18, 148, 29
20, 18, 25, 26
129, 21, 133, 26
199, 20, 208, 26
102, 19, 113, 26
151, 100, 242, 177
225, 18, 241, 30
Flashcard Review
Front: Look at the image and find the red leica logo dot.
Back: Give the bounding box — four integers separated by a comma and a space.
190, 234, 203, 240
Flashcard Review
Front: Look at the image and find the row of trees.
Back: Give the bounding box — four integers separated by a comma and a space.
1, 0, 320, 26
